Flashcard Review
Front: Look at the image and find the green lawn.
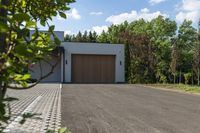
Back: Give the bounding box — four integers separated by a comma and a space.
146, 84, 200, 93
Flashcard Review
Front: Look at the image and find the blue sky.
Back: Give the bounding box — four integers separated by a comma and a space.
41, 0, 200, 35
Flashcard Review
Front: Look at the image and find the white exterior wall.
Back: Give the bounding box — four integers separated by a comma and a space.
30, 56, 61, 82
61, 42, 125, 83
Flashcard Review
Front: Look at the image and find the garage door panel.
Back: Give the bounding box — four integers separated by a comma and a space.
72, 54, 115, 83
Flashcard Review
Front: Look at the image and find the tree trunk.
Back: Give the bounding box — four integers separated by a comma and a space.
0, 80, 2, 99
173, 74, 176, 84
0, 80, 7, 99
198, 68, 200, 86
192, 70, 194, 85
179, 69, 182, 84
0, 0, 9, 99
0, 0, 8, 53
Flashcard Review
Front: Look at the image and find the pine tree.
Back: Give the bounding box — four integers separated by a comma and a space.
83, 31, 88, 42
76, 31, 83, 42
92, 31, 97, 42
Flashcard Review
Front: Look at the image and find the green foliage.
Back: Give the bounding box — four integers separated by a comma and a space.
112, 17, 176, 83
47, 127, 71, 133
177, 20, 197, 74
0, 0, 74, 86
194, 21, 200, 85
0, 0, 74, 130
64, 30, 98, 43
58, 128, 71, 133
147, 84, 200, 93
184, 72, 192, 84
97, 30, 109, 43
95, 16, 199, 85
67, 16, 199, 85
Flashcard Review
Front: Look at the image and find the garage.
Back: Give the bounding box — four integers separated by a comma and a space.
30, 40, 125, 83
63, 42, 125, 83
71, 54, 115, 83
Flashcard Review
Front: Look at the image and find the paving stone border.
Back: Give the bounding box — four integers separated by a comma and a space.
3, 84, 61, 133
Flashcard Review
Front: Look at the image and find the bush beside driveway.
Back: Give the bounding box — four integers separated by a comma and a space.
146, 84, 200, 93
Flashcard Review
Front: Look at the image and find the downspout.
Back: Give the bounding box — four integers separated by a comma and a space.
63, 49, 65, 83
59, 46, 65, 83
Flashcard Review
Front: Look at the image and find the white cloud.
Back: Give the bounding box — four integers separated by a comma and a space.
90, 12, 103, 16
141, 8, 150, 13
176, 11, 199, 23
64, 30, 72, 36
91, 25, 108, 35
67, 8, 81, 20
58, 8, 81, 20
181, 0, 200, 11
106, 8, 168, 25
176, 0, 200, 23
149, 0, 166, 5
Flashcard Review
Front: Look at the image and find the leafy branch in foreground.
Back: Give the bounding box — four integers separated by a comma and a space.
0, 0, 74, 130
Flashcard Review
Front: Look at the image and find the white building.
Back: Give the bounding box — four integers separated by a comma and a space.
30, 31, 125, 83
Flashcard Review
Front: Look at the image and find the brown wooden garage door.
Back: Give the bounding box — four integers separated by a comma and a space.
72, 54, 115, 83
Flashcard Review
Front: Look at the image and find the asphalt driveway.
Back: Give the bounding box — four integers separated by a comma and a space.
62, 84, 200, 133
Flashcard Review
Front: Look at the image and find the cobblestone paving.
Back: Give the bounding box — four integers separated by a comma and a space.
4, 84, 61, 133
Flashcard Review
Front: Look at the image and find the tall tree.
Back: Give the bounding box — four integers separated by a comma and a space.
64, 34, 72, 42
97, 30, 108, 43
194, 19, 200, 85
76, 31, 83, 42
92, 31, 97, 42
177, 20, 197, 83
119, 30, 155, 83
83, 31, 88, 42
150, 16, 177, 83
87, 31, 98, 42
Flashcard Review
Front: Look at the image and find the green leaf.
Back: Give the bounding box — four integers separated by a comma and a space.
47, 48, 54, 51
21, 81, 28, 87
58, 128, 67, 133
49, 25, 55, 32
59, 12, 66, 19
14, 74, 23, 81
0, 22, 8, 32
26, 21, 36, 28
58, 127, 71, 133
27, 49, 33, 53
54, 37, 61, 45
15, 44, 27, 55
21, 73, 31, 80
40, 19, 46, 26
14, 73, 30, 81
52, 11, 57, 16
13, 13, 30, 21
